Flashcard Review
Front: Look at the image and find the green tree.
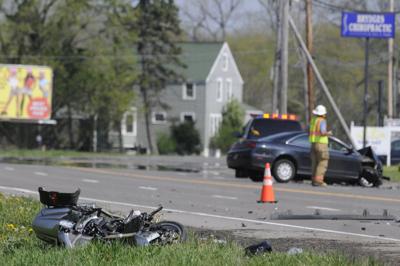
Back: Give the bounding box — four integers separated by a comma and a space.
212, 99, 244, 153
0, 0, 137, 150
136, 0, 185, 154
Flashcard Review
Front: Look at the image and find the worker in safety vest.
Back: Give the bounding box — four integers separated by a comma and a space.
309, 105, 332, 187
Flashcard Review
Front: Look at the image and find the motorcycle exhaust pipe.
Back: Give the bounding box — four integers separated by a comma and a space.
134, 232, 160, 246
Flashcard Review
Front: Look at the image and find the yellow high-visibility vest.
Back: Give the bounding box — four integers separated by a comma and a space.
309, 116, 328, 144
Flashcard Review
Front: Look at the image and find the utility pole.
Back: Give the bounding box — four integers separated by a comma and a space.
272, 1, 282, 113
378, 80, 384, 127
306, 0, 314, 121
280, 0, 289, 114
388, 0, 394, 118
363, 37, 370, 148
289, 16, 356, 148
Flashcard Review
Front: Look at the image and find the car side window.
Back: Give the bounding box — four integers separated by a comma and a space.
290, 135, 310, 148
329, 140, 348, 152
391, 140, 400, 151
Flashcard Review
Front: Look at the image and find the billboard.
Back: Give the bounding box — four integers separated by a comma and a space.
341, 12, 395, 38
350, 126, 390, 155
0, 64, 52, 121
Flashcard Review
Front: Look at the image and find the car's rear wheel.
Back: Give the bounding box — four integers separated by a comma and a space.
272, 159, 296, 183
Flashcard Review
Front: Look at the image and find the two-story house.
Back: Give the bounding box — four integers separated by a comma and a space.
110, 42, 246, 156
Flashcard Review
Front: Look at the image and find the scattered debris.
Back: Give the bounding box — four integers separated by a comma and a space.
241, 223, 247, 228
271, 209, 396, 221
245, 240, 272, 256
287, 247, 303, 255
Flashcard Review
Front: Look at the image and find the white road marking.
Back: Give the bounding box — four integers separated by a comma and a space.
34, 172, 48, 176
1, 185, 400, 243
0, 186, 36, 194
307, 206, 341, 212
212, 195, 238, 200
5, 167, 14, 171
139, 186, 158, 191
82, 179, 99, 184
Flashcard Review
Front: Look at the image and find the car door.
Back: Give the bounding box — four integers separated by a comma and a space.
326, 138, 360, 178
286, 134, 311, 175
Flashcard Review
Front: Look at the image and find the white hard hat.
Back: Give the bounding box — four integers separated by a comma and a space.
312, 105, 327, 116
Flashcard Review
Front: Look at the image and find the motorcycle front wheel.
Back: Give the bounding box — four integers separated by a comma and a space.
152, 221, 187, 244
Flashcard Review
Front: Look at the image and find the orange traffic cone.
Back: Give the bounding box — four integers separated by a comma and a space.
258, 163, 277, 203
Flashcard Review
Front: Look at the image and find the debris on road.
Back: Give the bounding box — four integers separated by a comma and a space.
271, 209, 396, 221
287, 247, 303, 255
245, 240, 272, 256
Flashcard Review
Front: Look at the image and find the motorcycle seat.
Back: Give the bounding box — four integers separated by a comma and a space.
38, 187, 80, 207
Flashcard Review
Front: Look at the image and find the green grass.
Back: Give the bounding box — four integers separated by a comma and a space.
0, 194, 381, 266
383, 166, 400, 182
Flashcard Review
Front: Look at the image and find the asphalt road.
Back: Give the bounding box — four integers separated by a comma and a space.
1, 159, 400, 260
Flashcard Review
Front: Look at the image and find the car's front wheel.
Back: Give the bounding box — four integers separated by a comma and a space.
272, 159, 296, 183
358, 166, 382, 187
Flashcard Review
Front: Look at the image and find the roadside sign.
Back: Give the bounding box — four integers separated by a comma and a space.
350, 126, 390, 155
0, 64, 53, 121
341, 12, 395, 38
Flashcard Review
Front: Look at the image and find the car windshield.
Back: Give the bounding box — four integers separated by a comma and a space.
247, 119, 302, 140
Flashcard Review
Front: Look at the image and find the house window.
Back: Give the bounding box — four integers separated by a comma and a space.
152, 111, 167, 124
180, 112, 195, 123
183, 82, 196, 100
210, 114, 222, 137
217, 78, 223, 102
222, 53, 229, 71
226, 78, 233, 101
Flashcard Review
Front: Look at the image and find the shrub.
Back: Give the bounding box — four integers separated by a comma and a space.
212, 99, 244, 153
157, 132, 176, 155
171, 121, 201, 155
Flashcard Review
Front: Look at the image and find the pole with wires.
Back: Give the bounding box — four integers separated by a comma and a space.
306, 0, 314, 123
388, 0, 394, 118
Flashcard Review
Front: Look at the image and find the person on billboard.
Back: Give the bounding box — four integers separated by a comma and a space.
38, 71, 49, 99
20, 69, 36, 115
1, 67, 21, 117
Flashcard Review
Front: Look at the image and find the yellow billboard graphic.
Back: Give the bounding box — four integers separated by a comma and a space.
0, 64, 52, 120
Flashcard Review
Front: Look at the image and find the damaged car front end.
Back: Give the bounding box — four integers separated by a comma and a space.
358, 146, 389, 187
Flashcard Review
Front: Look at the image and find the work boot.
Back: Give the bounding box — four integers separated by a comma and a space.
312, 181, 327, 187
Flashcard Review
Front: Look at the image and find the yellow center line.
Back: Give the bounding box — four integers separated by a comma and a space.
69, 167, 400, 203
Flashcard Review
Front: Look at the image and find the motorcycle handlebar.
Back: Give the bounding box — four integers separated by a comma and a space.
148, 206, 163, 219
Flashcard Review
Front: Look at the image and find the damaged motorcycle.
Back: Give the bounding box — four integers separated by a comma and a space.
32, 187, 187, 248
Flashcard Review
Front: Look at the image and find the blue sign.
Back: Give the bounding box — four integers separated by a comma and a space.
341, 12, 395, 38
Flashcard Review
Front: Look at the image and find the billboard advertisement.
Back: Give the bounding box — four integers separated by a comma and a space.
0, 64, 52, 121
341, 12, 395, 38
350, 126, 390, 155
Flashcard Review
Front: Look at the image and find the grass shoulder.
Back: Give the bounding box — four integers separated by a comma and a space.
0, 193, 381, 265
383, 166, 400, 182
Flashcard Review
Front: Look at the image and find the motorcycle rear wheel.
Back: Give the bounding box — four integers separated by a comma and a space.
152, 221, 187, 244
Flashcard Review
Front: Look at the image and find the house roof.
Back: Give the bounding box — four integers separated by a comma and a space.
177, 42, 223, 82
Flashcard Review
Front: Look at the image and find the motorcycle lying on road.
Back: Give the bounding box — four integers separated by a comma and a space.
32, 187, 187, 248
